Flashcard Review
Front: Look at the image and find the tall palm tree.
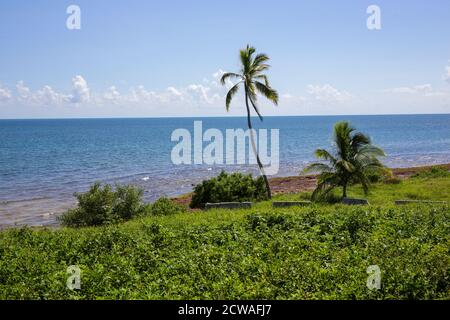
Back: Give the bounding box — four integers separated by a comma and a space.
220, 45, 279, 199
304, 121, 386, 199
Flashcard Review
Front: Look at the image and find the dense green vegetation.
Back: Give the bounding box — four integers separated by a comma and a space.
412, 166, 450, 179
190, 171, 267, 208
0, 174, 448, 299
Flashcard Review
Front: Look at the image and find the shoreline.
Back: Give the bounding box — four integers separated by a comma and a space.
172, 163, 450, 206
0, 162, 449, 229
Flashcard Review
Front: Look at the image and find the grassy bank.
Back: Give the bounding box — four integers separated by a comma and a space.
0, 175, 449, 299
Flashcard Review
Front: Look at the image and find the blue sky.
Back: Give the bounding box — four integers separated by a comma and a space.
0, 0, 449, 118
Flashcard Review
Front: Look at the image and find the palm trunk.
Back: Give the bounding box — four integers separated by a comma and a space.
244, 86, 272, 199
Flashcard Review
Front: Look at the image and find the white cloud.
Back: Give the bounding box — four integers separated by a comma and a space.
4, 70, 447, 117
14, 81, 70, 106
103, 86, 121, 103
385, 84, 433, 94
16, 81, 31, 101
70, 75, 90, 103
383, 84, 450, 100
167, 86, 182, 98
3, 74, 351, 116
306, 84, 353, 103
0, 71, 239, 113
0, 84, 12, 102
35, 85, 68, 105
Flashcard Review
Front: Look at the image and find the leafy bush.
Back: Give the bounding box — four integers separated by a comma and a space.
59, 183, 145, 227
190, 171, 268, 208
412, 166, 450, 179
147, 197, 186, 216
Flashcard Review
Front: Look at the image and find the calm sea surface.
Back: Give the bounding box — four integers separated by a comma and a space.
1, 114, 449, 227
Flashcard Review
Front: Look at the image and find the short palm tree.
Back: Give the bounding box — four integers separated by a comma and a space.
220, 45, 279, 199
304, 121, 386, 200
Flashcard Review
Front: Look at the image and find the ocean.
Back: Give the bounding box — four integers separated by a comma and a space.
1, 114, 449, 227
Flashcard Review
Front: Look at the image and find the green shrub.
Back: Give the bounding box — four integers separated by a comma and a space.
190, 171, 268, 208
59, 183, 144, 227
412, 166, 450, 179
147, 197, 186, 216
113, 185, 146, 220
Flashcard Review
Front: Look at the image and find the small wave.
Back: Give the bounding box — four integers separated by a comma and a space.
142, 176, 150, 181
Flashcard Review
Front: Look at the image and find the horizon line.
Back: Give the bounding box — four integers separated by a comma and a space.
0, 112, 449, 121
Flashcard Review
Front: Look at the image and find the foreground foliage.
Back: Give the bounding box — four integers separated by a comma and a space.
1, 174, 449, 300
0, 204, 448, 299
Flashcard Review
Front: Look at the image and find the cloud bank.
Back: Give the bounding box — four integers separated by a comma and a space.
1, 64, 449, 118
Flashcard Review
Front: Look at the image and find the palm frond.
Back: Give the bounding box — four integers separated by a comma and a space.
303, 162, 333, 174
314, 149, 337, 164
336, 159, 355, 173
240, 45, 256, 74
225, 83, 240, 111
358, 145, 386, 158
251, 64, 270, 75
351, 132, 371, 150
254, 74, 269, 86
254, 81, 279, 105
333, 121, 354, 160
253, 53, 269, 66
220, 72, 243, 85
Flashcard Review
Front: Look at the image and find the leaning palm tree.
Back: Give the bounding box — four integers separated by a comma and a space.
220, 45, 279, 199
304, 121, 386, 200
